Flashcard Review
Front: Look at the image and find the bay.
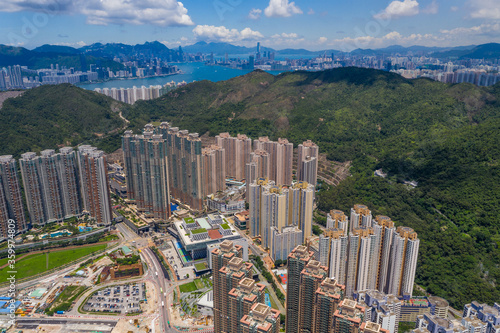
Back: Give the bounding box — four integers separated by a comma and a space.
76, 62, 284, 91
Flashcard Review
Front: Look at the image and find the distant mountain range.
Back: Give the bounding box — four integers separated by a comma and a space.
1, 41, 500, 68
0, 44, 123, 70
431, 43, 500, 59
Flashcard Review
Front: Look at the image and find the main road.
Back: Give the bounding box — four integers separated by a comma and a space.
117, 222, 181, 333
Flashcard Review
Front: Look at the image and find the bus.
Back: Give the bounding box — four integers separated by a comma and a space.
160, 287, 163, 293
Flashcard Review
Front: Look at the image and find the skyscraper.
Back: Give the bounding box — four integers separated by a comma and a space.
202, 145, 226, 196
57, 147, 82, 218
0, 70, 7, 91
253, 137, 293, 186
286, 245, 313, 333
328, 228, 348, 285
162, 125, 204, 210
215, 257, 254, 333
323, 206, 419, 298
298, 260, 328, 332
351, 204, 373, 231
297, 140, 319, 186
271, 225, 303, 261
315, 278, 345, 333
308, 234, 331, 266
248, 178, 270, 239
20, 152, 46, 225
217, 133, 252, 180
240, 303, 280, 333
20, 149, 83, 226
333, 299, 367, 333
345, 227, 380, 297
250, 179, 314, 253
288, 181, 314, 243
7, 65, 23, 89
245, 162, 257, 197
275, 138, 293, 186
327, 209, 349, 233
77, 146, 112, 225
260, 184, 288, 250
386, 227, 419, 297
211, 240, 244, 333
0, 156, 27, 238
363, 322, 391, 333
355, 290, 401, 333
122, 125, 171, 220
245, 149, 270, 196
228, 278, 266, 333
374, 216, 396, 292
39, 149, 64, 222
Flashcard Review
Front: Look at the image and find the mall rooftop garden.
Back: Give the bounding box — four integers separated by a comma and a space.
191, 228, 207, 235
220, 223, 230, 230
184, 217, 195, 224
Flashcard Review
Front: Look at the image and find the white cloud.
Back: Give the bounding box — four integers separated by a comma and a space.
0, 0, 74, 13
192, 25, 263, 43
328, 31, 444, 51
440, 23, 500, 35
326, 22, 500, 52
451, 6, 459, 11
308, 8, 315, 15
248, 8, 262, 20
422, 1, 438, 14
82, 0, 194, 26
161, 36, 192, 47
271, 32, 299, 39
469, 0, 500, 19
0, 0, 194, 26
318, 37, 328, 44
54, 41, 87, 47
264, 0, 303, 18
374, 0, 420, 20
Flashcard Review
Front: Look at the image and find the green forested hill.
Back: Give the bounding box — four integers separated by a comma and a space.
125, 68, 500, 307
0, 84, 126, 156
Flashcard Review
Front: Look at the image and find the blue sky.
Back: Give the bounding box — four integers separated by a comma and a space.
0, 0, 499, 51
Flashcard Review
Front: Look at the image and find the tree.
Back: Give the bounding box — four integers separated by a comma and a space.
312, 225, 323, 236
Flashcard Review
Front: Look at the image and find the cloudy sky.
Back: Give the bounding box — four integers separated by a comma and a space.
0, 0, 499, 51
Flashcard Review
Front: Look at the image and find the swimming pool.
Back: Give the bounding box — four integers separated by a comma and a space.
265, 294, 271, 308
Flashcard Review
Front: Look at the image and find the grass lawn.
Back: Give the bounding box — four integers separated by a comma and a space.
0, 244, 106, 281
179, 281, 198, 293
98, 234, 119, 242
194, 278, 205, 289
264, 288, 279, 310
46, 285, 87, 315
194, 262, 208, 271
0, 256, 10, 267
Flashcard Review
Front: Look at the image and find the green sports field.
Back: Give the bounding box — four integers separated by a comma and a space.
0, 244, 106, 281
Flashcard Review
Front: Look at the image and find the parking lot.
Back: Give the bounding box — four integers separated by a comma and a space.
82, 283, 146, 314
161, 240, 195, 279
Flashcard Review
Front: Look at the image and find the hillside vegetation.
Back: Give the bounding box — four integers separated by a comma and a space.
0, 84, 125, 156
0, 68, 498, 308
125, 68, 500, 308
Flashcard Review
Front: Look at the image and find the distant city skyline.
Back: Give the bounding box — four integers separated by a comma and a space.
0, 0, 499, 51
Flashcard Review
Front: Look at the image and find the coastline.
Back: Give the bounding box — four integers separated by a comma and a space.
77, 70, 183, 87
